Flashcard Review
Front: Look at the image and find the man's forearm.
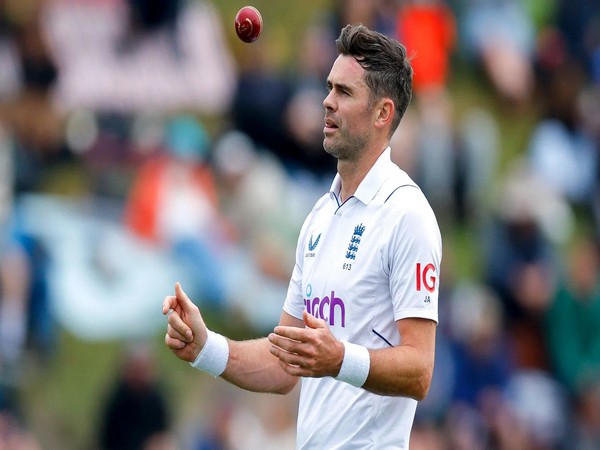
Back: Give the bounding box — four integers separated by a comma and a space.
363, 344, 433, 400
361, 319, 436, 400
222, 337, 299, 394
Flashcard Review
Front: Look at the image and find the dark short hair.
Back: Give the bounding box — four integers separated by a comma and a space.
335, 24, 413, 135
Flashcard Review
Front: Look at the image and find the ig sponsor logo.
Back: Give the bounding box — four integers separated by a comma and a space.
416, 263, 436, 293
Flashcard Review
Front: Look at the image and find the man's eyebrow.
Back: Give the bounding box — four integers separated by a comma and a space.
327, 80, 354, 92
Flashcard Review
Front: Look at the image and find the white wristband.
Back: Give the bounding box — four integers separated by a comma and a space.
190, 330, 229, 377
335, 341, 370, 387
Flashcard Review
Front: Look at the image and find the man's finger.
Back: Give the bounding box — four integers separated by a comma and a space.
168, 310, 193, 341
268, 333, 301, 354
165, 333, 186, 349
277, 358, 308, 377
168, 323, 192, 343
162, 295, 177, 315
270, 343, 303, 367
273, 325, 309, 342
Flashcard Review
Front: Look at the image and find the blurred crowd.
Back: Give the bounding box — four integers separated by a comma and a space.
0, 0, 599, 449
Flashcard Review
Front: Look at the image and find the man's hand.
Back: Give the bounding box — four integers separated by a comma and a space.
163, 282, 208, 362
268, 310, 345, 378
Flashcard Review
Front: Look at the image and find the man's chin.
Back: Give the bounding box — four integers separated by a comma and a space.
323, 140, 339, 158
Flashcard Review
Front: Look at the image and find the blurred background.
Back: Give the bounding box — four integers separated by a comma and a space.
0, 0, 599, 448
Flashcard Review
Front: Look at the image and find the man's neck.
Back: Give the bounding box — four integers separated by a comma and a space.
337, 145, 386, 203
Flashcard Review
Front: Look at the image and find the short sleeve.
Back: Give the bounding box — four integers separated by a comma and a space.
385, 192, 442, 323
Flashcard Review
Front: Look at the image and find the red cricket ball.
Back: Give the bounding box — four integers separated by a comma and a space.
234, 6, 263, 43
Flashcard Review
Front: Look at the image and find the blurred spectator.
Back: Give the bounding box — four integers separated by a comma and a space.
225, 394, 296, 450
460, 0, 536, 105
328, 0, 396, 38
446, 282, 513, 409
455, 106, 500, 224
0, 230, 52, 378
230, 36, 336, 184
409, 421, 448, 450
443, 402, 489, 449
394, 1, 496, 225
440, 280, 567, 447
211, 130, 301, 332
186, 386, 297, 450
0, 128, 52, 385
0, 0, 57, 102
0, 0, 64, 192
0, 229, 30, 384
406, 96, 500, 226
191, 400, 236, 450
410, 91, 456, 221
98, 343, 175, 450
126, 115, 219, 241
0, 11, 21, 101
10, 1, 58, 95
568, 378, 600, 450
212, 130, 298, 280
42, 0, 236, 114
502, 369, 568, 449
0, 125, 14, 226
119, 0, 182, 55
18, 232, 52, 360
574, 85, 600, 237
0, 385, 38, 449
554, 0, 600, 77
393, 1, 456, 220
230, 38, 293, 172
529, 114, 598, 205
482, 165, 568, 371
546, 234, 600, 395
125, 114, 230, 308
66, 110, 140, 198
528, 62, 596, 207
283, 21, 337, 181
396, 0, 456, 96
0, 409, 42, 450
443, 368, 568, 449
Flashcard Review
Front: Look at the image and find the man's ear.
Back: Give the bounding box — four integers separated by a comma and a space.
375, 98, 395, 130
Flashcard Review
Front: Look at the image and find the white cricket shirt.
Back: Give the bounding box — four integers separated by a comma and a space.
283, 148, 442, 449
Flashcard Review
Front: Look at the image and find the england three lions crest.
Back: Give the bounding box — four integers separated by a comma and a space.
346, 223, 365, 260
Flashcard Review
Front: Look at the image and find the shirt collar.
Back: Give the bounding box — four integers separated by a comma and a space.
329, 147, 394, 205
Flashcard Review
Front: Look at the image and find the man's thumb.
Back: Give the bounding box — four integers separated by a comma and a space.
303, 310, 326, 329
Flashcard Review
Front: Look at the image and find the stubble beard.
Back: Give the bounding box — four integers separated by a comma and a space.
323, 130, 367, 163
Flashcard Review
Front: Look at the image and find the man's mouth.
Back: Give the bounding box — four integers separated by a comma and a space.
324, 118, 338, 134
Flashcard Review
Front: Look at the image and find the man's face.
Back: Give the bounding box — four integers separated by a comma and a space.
322, 55, 375, 162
